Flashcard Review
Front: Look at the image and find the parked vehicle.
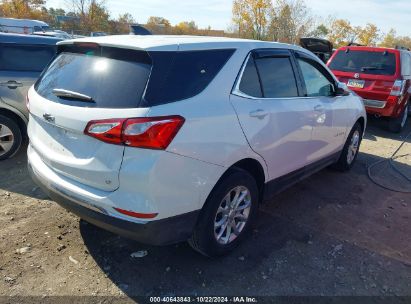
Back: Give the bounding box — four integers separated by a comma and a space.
90, 31, 107, 37
0, 33, 61, 160
27, 36, 366, 256
0, 18, 49, 34
129, 24, 152, 35
300, 37, 333, 63
328, 46, 411, 132
33, 30, 72, 40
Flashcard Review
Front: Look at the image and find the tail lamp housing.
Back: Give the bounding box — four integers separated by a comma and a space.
84, 116, 185, 150
390, 80, 406, 97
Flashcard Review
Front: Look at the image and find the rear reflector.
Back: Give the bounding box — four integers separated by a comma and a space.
84, 115, 185, 150
114, 207, 158, 219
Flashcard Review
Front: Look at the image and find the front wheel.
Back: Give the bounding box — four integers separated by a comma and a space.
332, 122, 363, 172
189, 169, 259, 257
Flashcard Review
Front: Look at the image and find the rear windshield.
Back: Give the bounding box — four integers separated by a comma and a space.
329, 50, 397, 75
35, 44, 234, 109
35, 47, 151, 108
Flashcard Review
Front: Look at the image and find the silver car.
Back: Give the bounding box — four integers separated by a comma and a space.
0, 33, 61, 160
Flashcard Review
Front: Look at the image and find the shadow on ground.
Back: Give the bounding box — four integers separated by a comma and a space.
0, 142, 47, 199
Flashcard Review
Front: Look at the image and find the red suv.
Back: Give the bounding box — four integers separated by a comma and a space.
328, 46, 410, 132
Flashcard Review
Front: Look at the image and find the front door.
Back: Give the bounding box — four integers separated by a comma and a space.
294, 51, 347, 162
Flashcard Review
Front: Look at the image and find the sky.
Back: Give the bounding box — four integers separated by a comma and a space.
46, 0, 411, 36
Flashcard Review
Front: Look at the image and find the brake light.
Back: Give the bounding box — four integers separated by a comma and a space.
390, 80, 406, 96
84, 116, 185, 150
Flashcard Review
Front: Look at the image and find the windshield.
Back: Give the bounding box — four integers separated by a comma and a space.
329, 50, 397, 76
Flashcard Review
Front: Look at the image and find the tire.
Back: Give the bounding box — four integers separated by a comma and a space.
332, 122, 363, 172
388, 104, 408, 133
189, 169, 259, 257
0, 114, 22, 161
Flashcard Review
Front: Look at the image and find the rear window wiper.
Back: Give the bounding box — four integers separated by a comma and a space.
52, 89, 94, 102
360, 66, 384, 72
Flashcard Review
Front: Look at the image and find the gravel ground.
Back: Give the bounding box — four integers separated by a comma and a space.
0, 117, 410, 300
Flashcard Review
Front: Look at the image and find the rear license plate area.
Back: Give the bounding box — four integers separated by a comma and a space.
347, 79, 365, 89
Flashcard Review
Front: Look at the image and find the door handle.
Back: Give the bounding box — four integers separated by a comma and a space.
249, 109, 269, 118
314, 105, 325, 112
0, 80, 23, 89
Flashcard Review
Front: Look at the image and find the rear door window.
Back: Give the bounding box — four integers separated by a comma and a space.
143, 49, 235, 106
255, 57, 299, 98
0, 44, 56, 72
329, 50, 397, 75
238, 55, 263, 98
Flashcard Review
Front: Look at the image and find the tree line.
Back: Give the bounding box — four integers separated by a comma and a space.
232, 0, 411, 49
0, 0, 230, 36
1, 0, 410, 49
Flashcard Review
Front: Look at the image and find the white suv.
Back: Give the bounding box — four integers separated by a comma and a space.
27, 36, 366, 256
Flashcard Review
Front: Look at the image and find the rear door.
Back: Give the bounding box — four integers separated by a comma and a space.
0, 43, 56, 118
28, 44, 157, 191
231, 49, 314, 180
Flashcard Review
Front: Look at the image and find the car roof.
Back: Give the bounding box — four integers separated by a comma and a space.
0, 33, 62, 44
58, 35, 312, 53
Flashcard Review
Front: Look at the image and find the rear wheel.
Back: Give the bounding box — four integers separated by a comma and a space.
0, 115, 22, 161
189, 169, 259, 257
332, 122, 363, 172
388, 104, 408, 133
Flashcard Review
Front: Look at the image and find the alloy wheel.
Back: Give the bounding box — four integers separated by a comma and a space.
214, 186, 251, 245
347, 130, 360, 165
0, 124, 14, 157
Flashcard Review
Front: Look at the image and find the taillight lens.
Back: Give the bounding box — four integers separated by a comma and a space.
85, 119, 125, 145
390, 80, 406, 96
84, 116, 185, 150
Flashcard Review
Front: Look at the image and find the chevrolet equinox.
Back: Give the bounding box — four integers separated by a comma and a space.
27, 36, 366, 256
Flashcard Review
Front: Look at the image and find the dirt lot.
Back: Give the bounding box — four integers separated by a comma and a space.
0, 118, 410, 299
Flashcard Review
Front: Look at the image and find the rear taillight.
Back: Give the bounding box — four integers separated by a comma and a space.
390, 80, 406, 96
84, 116, 185, 150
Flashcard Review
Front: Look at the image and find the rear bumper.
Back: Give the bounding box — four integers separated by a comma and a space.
28, 160, 200, 246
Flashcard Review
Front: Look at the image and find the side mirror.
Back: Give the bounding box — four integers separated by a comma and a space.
335, 82, 351, 96
319, 84, 335, 97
